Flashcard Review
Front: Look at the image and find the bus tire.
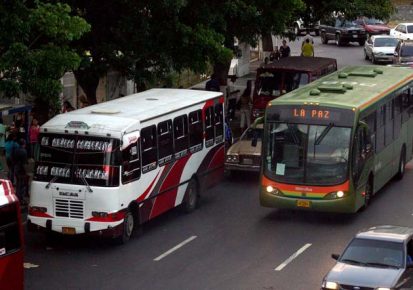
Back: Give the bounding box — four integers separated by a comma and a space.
396, 148, 406, 180
115, 210, 134, 244
363, 179, 373, 210
182, 178, 199, 213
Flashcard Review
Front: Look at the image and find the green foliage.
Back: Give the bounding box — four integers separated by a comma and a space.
0, 1, 89, 107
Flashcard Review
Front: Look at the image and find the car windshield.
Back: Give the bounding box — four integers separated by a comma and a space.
374, 38, 398, 47
401, 45, 413, 57
408, 25, 413, 34
365, 18, 384, 25
264, 123, 351, 185
241, 127, 263, 141
340, 238, 404, 268
337, 19, 359, 28
257, 71, 309, 96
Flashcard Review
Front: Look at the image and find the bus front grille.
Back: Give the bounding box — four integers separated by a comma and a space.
54, 199, 84, 219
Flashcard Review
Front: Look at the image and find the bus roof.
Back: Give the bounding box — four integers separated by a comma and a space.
42, 89, 222, 137
258, 56, 336, 73
269, 65, 413, 112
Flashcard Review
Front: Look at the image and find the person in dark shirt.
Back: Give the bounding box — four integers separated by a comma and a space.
14, 139, 28, 203
205, 74, 220, 92
279, 40, 291, 58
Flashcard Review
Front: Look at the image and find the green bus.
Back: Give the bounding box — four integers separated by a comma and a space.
260, 65, 413, 213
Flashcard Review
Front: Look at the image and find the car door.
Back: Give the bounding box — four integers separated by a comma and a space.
365, 38, 373, 59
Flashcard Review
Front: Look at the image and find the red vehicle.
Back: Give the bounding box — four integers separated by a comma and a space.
252, 56, 337, 119
355, 17, 390, 36
0, 179, 24, 290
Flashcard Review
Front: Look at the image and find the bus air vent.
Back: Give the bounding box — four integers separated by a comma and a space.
348, 71, 378, 78
91, 109, 120, 114
317, 85, 347, 94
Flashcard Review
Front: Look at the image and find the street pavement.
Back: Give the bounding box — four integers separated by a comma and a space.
24, 37, 398, 290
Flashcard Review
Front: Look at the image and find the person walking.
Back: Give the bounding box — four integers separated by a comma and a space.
29, 118, 40, 160
205, 73, 220, 92
14, 139, 28, 204
226, 75, 240, 121
238, 91, 251, 133
5, 133, 18, 184
279, 40, 291, 58
301, 38, 314, 57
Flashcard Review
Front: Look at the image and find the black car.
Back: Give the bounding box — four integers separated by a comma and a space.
320, 17, 367, 46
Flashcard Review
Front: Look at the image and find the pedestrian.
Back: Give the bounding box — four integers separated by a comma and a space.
226, 75, 240, 121
5, 133, 18, 184
13, 112, 25, 141
269, 46, 280, 62
14, 139, 28, 204
238, 90, 251, 133
0, 118, 5, 171
62, 100, 75, 113
29, 118, 40, 160
205, 73, 220, 92
301, 38, 314, 57
301, 29, 314, 46
224, 117, 233, 148
279, 40, 291, 58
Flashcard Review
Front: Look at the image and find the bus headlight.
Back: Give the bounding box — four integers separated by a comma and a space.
226, 155, 239, 163
324, 191, 346, 199
265, 186, 282, 196
321, 281, 339, 289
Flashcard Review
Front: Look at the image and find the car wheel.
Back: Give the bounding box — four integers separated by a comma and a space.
321, 32, 328, 44
335, 34, 342, 46
396, 148, 406, 180
182, 178, 199, 213
115, 210, 134, 244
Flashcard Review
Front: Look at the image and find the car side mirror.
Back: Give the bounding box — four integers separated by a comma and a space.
331, 253, 340, 260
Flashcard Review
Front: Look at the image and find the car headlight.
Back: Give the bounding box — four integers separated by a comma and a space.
226, 155, 239, 163
324, 191, 346, 200
321, 281, 339, 290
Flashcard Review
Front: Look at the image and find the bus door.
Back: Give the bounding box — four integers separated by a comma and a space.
352, 123, 374, 204
0, 201, 24, 290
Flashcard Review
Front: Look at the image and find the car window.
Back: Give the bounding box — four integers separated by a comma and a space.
408, 25, 413, 34
374, 38, 398, 47
366, 18, 384, 25
400, 25, 407, 33
401, 45, 413, 57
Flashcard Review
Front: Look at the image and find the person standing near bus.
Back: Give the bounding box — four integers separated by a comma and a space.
238, 91, 252, 132
301, 38, 314, 57
5, 133, 18, 184
14, 139, 28, 204
29, 118, 40, 160
279, 40, 291, 58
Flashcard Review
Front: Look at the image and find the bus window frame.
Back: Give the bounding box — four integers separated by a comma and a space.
141, 125, 158, 174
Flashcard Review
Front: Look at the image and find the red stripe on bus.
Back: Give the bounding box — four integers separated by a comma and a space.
137, 171, 161, 202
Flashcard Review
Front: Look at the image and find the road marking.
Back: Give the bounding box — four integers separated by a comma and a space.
274, 243, 312, 271
154, 236, 197, 261
24, 262, 39, 269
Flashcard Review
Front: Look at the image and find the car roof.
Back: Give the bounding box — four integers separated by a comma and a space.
356, 225, 413, 243
397, 23, 413, 26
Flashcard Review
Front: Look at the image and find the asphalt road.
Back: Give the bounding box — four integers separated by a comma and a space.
24, 37, 405, 290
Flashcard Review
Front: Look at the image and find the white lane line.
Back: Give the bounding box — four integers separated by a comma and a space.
154, 236, 197, 261
274, 243, 312, 271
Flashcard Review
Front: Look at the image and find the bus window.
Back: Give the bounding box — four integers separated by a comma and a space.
205, 106, 215, 147
173, 115, 189, 159
189, 110, 203, 153
122, 141, 141, 184
394, 97, 402, 139
352, 126, 369, 182
214, 104, 224, 143
158, 120, 173, 166
385, 100, 394, 146
141, 125, 158, 173
363, 113, 376, 152
0, 204, 21, 256
376, 106, 386, 152
401, 90, 411, 122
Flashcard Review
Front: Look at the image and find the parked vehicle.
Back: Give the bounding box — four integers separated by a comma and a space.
28, 89, 225, 243
252, 56, 337, 119
390, 23, 413, 40
364, 35, 398, 63
0, 179, 24, 290
321, 225, 413, 290
225, 123, 263, 173
394, 40, 413, 64
291, 18, 320, 36
355, 17, 390, 36
320, 17, 367, 46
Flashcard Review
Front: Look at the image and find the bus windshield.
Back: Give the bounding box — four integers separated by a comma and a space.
34, 134, 121, 187
264, 123, 351, 185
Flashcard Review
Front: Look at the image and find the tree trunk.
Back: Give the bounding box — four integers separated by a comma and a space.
73, 69, 100, 105
262, 33, 274, 52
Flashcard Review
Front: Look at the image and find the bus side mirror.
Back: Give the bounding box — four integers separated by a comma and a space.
331, 253, 340, 260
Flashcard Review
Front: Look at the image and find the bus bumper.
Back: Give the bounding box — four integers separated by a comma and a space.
260, 191, 357, 213
27, 215, 124, 238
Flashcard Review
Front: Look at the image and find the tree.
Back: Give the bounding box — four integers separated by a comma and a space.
0, 1, 90, 119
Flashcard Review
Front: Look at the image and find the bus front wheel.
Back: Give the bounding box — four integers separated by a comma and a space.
116, 210, 134, 244
396, 149, 406, 180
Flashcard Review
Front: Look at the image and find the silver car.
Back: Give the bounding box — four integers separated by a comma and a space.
364, 35, 399, 63
321, 225, 413, 290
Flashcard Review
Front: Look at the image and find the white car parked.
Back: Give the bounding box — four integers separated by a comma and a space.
364, 35, 399, 63
390, 22, 413, 40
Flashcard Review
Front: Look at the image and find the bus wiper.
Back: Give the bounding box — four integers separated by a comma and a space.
45, 175, 59, 189
287, 123, 299, 145
315, 123, 334, 145
80, 175, 93, 193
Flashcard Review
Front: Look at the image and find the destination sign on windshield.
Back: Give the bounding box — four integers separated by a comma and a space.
267, 105, 355, 126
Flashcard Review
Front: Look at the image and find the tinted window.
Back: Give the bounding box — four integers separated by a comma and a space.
408, 25, 413, 33
0, 203, 21, 256
122, 141, 141, 184
205, 106, 215, 147
141, 125, 157, 173
401, 45, 413, 57
214, 104, 224, 144
189, 110, 203, 153
401, 90, 411, 122
173, 115, 189, 159
376, 106, 385, 152
385, 100, 393, 146
158, 120, 173, 166
362, 113, 376, 151
374, 38, 398, 47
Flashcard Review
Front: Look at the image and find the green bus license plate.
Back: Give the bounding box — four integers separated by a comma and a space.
62, 227, 76, 235
297, 200, 311, 208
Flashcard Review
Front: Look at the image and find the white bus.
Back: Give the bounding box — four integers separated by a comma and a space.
28, 89, 225, 243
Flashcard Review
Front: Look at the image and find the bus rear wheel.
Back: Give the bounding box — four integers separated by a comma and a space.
182, 178, 199, 213
363, 180, 373, 209
116, 210, 134, 244
396, 149, 406, 180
